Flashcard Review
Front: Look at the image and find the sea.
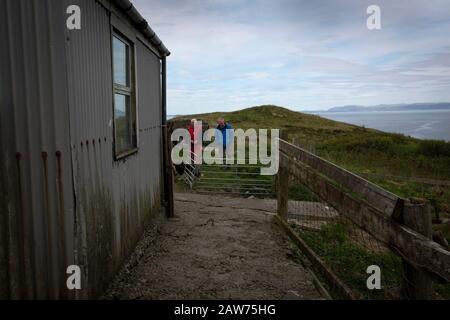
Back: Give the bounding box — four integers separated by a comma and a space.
169, 110, 450, 141
312, 109, 450, 142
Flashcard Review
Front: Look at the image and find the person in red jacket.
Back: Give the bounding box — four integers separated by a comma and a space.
188, 119, 202, 176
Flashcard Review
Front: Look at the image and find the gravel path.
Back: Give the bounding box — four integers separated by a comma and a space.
103, 193, 323, 300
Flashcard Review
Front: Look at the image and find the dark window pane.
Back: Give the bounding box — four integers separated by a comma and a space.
112, 33, 136, 158
113, 36, 128, 86
114, 93, 132, 153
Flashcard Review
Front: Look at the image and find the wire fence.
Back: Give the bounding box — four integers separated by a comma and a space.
278, 138, 450, 300
286, 178, 404, 299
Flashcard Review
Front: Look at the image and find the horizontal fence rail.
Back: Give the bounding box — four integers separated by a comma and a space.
280, 141, 403, 217
277, 138, 450, 299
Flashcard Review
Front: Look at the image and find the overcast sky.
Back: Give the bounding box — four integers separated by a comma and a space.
132, 0, 450, 113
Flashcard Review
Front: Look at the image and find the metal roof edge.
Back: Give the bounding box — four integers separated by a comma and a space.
112, 0, 170, 57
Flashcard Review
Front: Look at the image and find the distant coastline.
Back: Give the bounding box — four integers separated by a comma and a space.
312, 109, 450, 141
304, 102, 450, 113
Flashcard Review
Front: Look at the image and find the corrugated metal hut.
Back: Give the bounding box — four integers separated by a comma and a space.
0, 0, 171, 299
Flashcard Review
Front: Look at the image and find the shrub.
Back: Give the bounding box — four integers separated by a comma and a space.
416, 140, 450, 157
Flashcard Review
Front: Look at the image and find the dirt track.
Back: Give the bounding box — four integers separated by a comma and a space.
103, 193, 323, 299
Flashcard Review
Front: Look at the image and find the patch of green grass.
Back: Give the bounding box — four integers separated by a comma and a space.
291, 222, 450, 299
192, 159, 274, 197
288, 181, 319, 202
435, 282, 450, 299
292, 222, 403, 299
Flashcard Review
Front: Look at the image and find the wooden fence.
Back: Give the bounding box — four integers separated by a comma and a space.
276, 138, 450, 299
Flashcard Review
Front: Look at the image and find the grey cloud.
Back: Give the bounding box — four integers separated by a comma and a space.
132, 0, 450, 112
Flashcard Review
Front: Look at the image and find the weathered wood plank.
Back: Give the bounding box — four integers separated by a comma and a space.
280, 152, 450, 281
361, 173, 450, 187
279, 139, 403, 217
398, 200, 433, 299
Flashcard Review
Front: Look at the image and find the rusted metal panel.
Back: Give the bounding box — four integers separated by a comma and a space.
64, 0, 114, 297
0, 0, 165, 299
0, 0, 76, 299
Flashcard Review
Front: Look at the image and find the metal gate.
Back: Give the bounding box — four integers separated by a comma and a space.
176, 152, 274, 198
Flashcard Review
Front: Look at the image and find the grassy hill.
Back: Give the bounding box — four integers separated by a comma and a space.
172, 104, 450, 178
172, 105, 450, 228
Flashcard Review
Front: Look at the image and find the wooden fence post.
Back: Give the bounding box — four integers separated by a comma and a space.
277, 131, 288, 220
400, 198, 433, 299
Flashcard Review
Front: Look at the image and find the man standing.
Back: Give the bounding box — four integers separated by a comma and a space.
215, 117, 233, 162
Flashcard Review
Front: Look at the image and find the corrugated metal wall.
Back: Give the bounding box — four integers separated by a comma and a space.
0, 0, 164, 299
65, 0, 116, 298
0, 0, 75, 299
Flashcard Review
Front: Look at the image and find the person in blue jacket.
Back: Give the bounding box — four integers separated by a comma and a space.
215, 117, 233, 161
